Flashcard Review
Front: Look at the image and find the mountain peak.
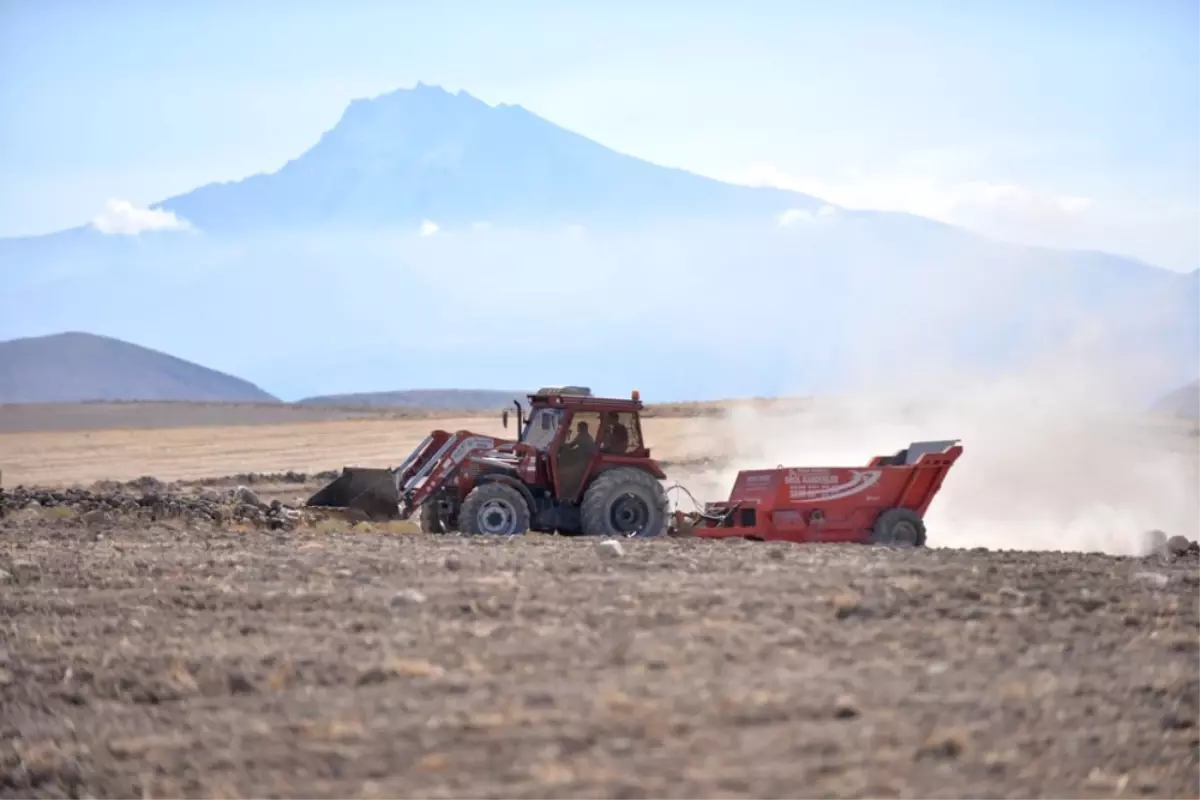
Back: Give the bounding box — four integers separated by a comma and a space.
349, 81, 485, 108
151, 82, 822, 234
334, 81, 493, 132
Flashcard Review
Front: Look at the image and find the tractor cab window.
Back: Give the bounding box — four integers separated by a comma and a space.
561, 412, 601, 454
555, 411, 602, 498
599, 411, 641, 455
521, 408, 563, 452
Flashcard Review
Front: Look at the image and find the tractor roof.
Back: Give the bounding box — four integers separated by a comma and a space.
528, 386, 644, 411
533, 386, 594, 397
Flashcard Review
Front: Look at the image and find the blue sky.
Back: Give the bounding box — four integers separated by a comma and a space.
2, 0, 1197, 271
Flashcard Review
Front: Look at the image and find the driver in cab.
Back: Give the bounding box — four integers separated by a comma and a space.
600, 411, 629, 454
564, 420, 596, 458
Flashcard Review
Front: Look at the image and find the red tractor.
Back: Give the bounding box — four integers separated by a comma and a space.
306, 387, 671, 537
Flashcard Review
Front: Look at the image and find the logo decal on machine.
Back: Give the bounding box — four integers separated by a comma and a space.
783, 469, 882, 501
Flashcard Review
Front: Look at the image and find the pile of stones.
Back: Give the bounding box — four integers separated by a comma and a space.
0, 484, 304, 531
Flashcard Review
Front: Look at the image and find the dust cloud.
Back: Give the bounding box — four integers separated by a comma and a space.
669, 324, 1200, 557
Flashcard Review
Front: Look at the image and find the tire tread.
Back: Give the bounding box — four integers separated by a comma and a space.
460, 482, 531, 535
580, 467, 669, 538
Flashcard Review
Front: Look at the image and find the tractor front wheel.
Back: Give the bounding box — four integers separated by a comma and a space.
459, 483, 531, 536
419, 501, 448, 534
580, 467, 669, 538
870, 507, 926, 547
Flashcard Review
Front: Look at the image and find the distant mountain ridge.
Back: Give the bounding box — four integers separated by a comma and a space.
0, 332, 530, 410
0, 332, 279, 404
297, 388, 526, 411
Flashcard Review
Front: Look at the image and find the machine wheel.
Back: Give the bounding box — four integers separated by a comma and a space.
580, 467, 669, 538
459, 483, 531, 536
871, 507, 926, 547
419, 502, 448, 534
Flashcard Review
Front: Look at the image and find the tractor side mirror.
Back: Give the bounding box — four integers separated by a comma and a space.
502, 409, 509, 429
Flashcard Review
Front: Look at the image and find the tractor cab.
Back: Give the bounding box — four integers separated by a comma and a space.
502, 386, 656, 498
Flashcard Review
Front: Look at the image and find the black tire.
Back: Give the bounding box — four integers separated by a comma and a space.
419, 502, 447, 534
459, 482, 531, 536
580, 467, 669, 538
871, 507, 926, 547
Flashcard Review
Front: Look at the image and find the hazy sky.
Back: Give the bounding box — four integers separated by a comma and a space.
2, 0, 1197, 271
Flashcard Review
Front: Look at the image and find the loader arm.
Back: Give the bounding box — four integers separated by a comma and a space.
399, 432, 509, 517
392, 431, 451, 492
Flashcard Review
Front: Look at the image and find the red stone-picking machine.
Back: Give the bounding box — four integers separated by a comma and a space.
669, 440, 963, 546
305, 386, 963, 546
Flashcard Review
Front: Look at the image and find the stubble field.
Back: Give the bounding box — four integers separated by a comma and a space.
0, 401, 730, 487
1, 401, 1198, 798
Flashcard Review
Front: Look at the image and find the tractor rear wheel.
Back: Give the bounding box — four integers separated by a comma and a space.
871, 507, 926, 547
580, 467, 669, 538
459, 483, 531, 536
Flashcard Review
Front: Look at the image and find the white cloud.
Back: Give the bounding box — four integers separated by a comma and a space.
777, 204, 838, 227
777, 208, 811, 227
951, 181, 1094, 224
419, 219, 440, 237
90, 198, 193, 235
727, 165, 1093, 231
727, 163, 1200, 271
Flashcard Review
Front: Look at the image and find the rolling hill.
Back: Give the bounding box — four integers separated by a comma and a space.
1150, 380, 1200, 420
0, 83, 1195, 403
0, 332, 279, 404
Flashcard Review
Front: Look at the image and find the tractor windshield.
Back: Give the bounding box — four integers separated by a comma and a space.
521, 408, 563, 452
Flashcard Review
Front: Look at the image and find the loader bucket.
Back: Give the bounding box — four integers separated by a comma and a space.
305, 467, 401, 520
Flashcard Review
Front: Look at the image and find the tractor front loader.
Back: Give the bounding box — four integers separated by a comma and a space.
306, 386, 673, 537
304, 428, 513, 523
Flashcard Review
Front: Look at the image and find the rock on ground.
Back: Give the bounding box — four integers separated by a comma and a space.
595, 538, 625, 559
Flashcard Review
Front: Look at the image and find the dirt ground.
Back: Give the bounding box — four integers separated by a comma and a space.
2, 403, 1198, 797
2, 500, 1198, 799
